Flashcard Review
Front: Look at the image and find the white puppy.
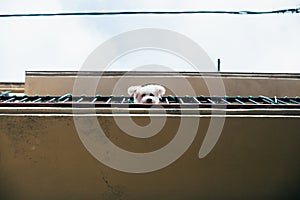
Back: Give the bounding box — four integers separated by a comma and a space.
128, 84, 166, 103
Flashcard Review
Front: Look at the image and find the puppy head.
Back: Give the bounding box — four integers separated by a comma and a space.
128, 84, 166, 103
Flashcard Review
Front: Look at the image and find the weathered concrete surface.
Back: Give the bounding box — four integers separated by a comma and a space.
0, 113, 299, 200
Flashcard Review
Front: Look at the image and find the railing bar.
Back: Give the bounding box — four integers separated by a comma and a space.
121, 98, 126, 103
47, 98, 56, 103
276, 99, 287, 104
193, 97, 201, 104
207, 98, 215, 104
3, 95, 300, 107
261, 99, 272, 104
259, 95, 274, 104
289, 99, 300, 104
4, 97, 15, 103
178, 98, 185, 104
165, 98, 169, 104
0, 91, 10, 97
235, 98, 245, 104
19, 97, 28, 102
76, 98, 84, 103
106, 98, 111, 104
32, 98, 42, 103
248, 99, 259, 105
62, 98, 70, 103
91, 97, 98, 103
221, 98, 231, 104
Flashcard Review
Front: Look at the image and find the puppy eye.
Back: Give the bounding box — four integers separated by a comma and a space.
149, 93, 154, 96
141, 94, 146, 98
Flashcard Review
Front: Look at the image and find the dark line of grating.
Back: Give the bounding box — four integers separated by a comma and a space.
1, 94, 300, 108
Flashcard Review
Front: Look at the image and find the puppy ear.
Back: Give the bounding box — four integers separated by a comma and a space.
128, 85, 141, 96
155, 85, 166, 96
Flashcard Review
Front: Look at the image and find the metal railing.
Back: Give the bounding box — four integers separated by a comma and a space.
0, 91, 299, 108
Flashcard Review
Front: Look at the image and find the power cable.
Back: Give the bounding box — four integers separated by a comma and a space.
0, 7, 299, 18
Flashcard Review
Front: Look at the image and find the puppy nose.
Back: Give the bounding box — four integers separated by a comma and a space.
146, 98, 152, 103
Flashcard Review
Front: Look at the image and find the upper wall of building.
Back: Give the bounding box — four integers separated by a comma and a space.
25, 71, 300, 97
0, 82, 24, 93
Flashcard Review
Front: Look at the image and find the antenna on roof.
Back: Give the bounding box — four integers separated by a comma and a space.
217, 58, 221, 72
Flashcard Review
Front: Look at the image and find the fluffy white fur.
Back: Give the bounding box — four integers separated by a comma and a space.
128, 84, 166, 103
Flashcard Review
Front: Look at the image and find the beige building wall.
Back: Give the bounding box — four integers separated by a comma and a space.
0, 110, 299, 200
0, 82, 24, 93
1, 71, 299, 199
25, 71, 300, 97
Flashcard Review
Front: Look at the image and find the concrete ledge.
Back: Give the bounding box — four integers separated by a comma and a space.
1, 107, 300, 116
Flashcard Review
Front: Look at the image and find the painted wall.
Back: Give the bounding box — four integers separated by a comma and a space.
2, 72, 300, 199
0, 112, 299, 200
25, 72, 300, 97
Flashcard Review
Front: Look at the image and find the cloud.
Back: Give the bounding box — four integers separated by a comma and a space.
0, 0, 299, 81
0, 0, 105, 82
62, 0, 300, 73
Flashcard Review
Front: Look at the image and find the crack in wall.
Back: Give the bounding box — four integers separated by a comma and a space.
100, 170, 124, 200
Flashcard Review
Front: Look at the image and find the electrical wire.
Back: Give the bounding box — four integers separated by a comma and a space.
0, 7, 299, 18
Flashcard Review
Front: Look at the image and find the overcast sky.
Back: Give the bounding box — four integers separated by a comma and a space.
0, 0, 299, 82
